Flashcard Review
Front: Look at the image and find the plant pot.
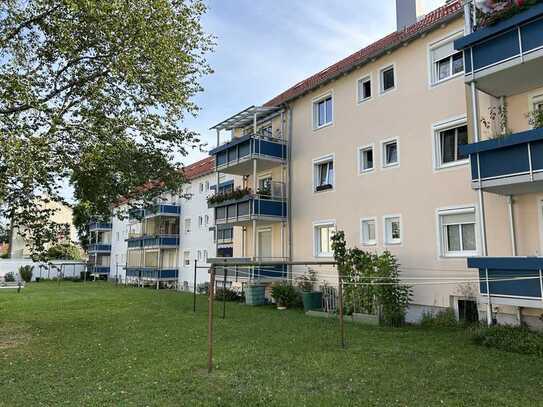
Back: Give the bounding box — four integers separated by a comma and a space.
302, 291, 323, 312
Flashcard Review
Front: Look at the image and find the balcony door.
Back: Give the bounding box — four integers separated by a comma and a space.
257, 228, 272, 261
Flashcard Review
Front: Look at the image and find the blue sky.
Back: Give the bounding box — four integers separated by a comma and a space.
182, 0, 446, 164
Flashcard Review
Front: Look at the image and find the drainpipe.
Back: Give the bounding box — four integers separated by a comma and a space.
252, 112, 258, 261
471, 81, 492, 326
507, 196, 517, 256
216, 129, 221, 259
287, 105, 293, 263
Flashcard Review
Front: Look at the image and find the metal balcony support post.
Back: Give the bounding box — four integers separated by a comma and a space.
252, 157, 257, 261
507, 196, 517, 256
539, 269, 543, 303
464, 1, 472, 35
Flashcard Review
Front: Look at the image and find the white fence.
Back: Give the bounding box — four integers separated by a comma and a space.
0, 259, 87, 281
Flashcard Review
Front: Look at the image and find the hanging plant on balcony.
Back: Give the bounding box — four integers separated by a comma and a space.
481, 103, 512, 139
207, 187, 252, 205
526, 109, 543, 129
477, 0, 542, 28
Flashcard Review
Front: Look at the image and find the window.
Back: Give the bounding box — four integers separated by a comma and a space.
258, 176, 273, 196
430, 36, 464, 85
380, 65, 395, 93
361, 218, 377, 246
183, 251, 191, 266
382, 139, 399, 168
204, 215, 209, 226
203, 250, 208, 263
199, 182, 204, 193
204, 181, 209, 192
358, 145, 374, 173
313, 94, 333, 129
314, 222, 336, 257
313, 156, 334, 192
357, 76, 372, 102
184, 218, 191, 234
198, 216, 203, 228
197, 250, 202, 261
439, 208, 477, 256
436, 124, 468, 168
384, 215, 402, 245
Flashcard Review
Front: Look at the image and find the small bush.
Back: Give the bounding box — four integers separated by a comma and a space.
19, 265, 33, 283
4, 272, 16, 282
215, 288, 241, 302
420, 308, 459, 329
271, 283, 299, 308
472, 325, 543, 356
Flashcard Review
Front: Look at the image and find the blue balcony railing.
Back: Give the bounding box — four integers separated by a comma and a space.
89, 222, 112, 231
467, 257, 543, 300
126, 235, 179, 248
210, 134, 287, 175
89, 266, 110, 274
88, 244, 112, 253
211, 195, 287, 225
459, 128, 543, 194
125, 267, 179, 280
455, 4, 543, 96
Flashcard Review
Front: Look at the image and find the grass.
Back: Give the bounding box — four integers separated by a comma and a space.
1, 282, 543, 406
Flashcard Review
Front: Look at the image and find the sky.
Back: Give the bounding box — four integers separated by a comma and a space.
182, 0, 447, 164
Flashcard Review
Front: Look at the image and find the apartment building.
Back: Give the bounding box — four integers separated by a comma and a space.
107, 157, 235, 288
208, 0, 543, 327
88, 221, 112, 278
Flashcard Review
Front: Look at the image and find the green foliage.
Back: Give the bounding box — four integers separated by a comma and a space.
207, 187, 252, 206
197, 282, 209, 295
0, 0, 214, 258
479, 0, 543, 27
215, 288, 241, 302
271, 283, 299, 308
420, 309, 459, 329
331, 230, 412, 326
527, 109, 543, 129
47, 243, 81, 260
18, 265, 33, 283
4, 272, 15, 282
481, 103, 512, 139
472, 325, 543, 356
296, 268, 317, 292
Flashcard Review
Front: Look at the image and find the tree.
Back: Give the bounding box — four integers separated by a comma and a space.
47, 243, 82, 261
0, 0, 213, 260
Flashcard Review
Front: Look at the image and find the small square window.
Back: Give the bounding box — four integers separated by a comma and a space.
313, 95, 333, 129
359, 146, 374, 173
357, 76, 372, 102
313, 157, 334, 192
183, 251, 191, 266
382, 140, 399, 167
381, 66, 395, 93
437, 124, 468, 167
314, 223, 336, 257
361, 218, 377, 246
439, 208, 477, 257
184, 218, 191, 234
384, 216, 401, 245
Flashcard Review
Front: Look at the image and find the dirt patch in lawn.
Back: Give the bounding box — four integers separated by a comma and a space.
0, 323, 31, 349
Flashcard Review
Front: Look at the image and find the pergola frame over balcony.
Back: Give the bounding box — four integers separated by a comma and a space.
210, 105, 282, 132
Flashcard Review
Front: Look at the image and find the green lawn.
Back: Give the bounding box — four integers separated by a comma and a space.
1, 282, 542, 406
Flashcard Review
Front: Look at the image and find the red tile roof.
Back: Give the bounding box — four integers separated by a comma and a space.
181, 156, 215, 180
265, 0, 463, 107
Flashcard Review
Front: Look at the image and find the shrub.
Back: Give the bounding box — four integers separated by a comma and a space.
215, 287, 241, 302
18, 265, 33, 283
4, 272, 16, 282
197, 282, 209, 295
296, 268, 317, 292
48, 243, 82, 260
271, 283, 299, 308
420, 308, 459, 329
472, 325, 543, 356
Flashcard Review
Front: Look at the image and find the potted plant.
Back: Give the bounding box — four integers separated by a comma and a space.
297, 269, 322, 312
271, 282, 298, 310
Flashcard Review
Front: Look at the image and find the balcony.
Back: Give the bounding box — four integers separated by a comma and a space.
88, 244, 112, 253
89, 222, 112, 231
126, 235, 179, 249
209, 188, 287, 226
212, 258, 288, 280
459, 127, 543, 194
125, 267, 179, 280
454, 3, 543, 96
210, 134, 287, 176
89, 266, 110, 274
128, 204, 181, 221
467, 257, 543, 307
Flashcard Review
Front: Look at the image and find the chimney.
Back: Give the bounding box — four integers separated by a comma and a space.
396, 0, 425, 31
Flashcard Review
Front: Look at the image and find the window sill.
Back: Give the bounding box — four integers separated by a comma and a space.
382, 162, 399, 169
359, 168, 375, 175
431, 72, 464, 88
315, 184, 334, 193
357, 96, 373, 105
441, 252, 478, 259
384, 241, 402, 246
362, 242, 377, 247
380, 87, 397, 96
313, 122, 333, 131
436, 159, 469, 171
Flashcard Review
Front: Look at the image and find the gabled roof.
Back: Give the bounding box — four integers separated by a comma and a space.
182, 156, 215, 180
264, 0, 463, 107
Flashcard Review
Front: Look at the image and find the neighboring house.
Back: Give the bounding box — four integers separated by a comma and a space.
207, 0, 543, 328
9, 199, 79, 259
108, 157, 236, 288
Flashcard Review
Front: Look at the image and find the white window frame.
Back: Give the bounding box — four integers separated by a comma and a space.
383, 215, 402, 246
313, 220, 336, 258
356, 74, 372, 104
428, 30, 465, 87
184, 217, 191, 234
436, 206, 479, 258
357, 144, 375, 175
312, 92, 334, 130
360, 217, 378, 246
197, 250, 202, 261
432, 116, 469, 170
380, 138, 400, 169
198, 215, 203, 229
312, 154, 335, 193
204, 214, 209, 226
379, 63, 396, 95
256, 227, 273, 259
183, 250, 191, 267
